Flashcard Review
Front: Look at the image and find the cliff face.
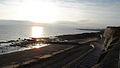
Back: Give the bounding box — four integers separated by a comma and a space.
103, 26, 120, 50
92, 26, 120, 68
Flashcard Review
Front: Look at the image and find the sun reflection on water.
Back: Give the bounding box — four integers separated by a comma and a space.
32, 44, 48, 49
31, 26, 44, 38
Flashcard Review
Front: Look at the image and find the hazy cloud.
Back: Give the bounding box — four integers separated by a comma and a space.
0, 0, 120, 26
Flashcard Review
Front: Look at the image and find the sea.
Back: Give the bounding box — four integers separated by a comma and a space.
0, 22, 98, 54
0, 22, 98, 41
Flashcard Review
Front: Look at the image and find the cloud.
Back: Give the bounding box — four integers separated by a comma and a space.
0, 0, 7, 4
0, 0, 120, 26
60, 0, 120, 3
0, 0, 22, 6
50, 0, 120, 25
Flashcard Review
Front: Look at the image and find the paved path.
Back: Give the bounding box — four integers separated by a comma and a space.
77, 42, 102, 68
1, 41, 102, 68
17, 44, 93, 68
62, 41, 103, 68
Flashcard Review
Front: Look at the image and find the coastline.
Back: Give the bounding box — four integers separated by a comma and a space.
1, 26, 119, 68
0, 32, 101, 55
0, 32, 101, 68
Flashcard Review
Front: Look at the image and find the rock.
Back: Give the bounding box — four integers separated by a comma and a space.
92, 26, 120, 68
93, 39, 120, 68
103, 26, 120, 50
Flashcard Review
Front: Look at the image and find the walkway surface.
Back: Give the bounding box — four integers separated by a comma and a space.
63, 41, 103, 68
0, 44, 74, 68
0, 39, 102, 68
78, 42, 102, 68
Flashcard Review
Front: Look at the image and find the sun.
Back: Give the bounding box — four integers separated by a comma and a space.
18, 0, 59, 23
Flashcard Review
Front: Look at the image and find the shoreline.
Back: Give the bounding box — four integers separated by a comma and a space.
0, 32, 101, 68
0, 32, 101, 55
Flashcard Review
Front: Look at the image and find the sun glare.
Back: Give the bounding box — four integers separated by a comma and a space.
32, 44, 48, 49
32, 26, 44, 38
19, 0, 59, 23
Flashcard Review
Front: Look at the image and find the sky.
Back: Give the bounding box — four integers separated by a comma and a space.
0, 0, 120, 26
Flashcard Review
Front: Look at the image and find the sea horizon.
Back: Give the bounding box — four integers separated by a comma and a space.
0, 20, 102, 41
